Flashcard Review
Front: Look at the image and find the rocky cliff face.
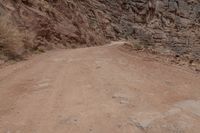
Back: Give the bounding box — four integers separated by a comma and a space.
0, 0, 200, 62
83, 0, 200, 61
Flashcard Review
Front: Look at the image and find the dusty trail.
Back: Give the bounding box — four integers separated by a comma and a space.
0, 42, 200, 133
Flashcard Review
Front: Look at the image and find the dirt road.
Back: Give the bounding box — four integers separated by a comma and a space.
0, 42, 200, 133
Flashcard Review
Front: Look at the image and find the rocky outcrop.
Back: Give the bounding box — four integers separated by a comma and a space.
0, 0, 200, 61
88, 0, 200, 61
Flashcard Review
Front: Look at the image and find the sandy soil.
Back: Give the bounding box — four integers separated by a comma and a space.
0, 42, 200, 133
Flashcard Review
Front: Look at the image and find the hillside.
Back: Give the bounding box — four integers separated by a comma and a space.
0, 0, 200, 63
0, 1, 200, 132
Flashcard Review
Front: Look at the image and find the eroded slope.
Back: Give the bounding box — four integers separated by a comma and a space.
0, 0, 200, 62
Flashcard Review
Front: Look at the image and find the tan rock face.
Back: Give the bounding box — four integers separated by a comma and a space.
0, 0, 200, 61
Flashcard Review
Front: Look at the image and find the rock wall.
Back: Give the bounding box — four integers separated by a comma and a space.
0, 0, 200, 61
84, 0, 200, 61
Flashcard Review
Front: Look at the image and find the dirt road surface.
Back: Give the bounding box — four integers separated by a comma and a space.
0, 42, 200, 133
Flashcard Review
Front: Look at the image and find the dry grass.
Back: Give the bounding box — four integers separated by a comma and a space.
126, 38, 155, 51
0, 16, 24, 59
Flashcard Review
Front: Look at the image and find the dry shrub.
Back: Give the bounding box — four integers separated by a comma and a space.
0, 16, 24, 59
23, 30, 36, 50
127, 38, 155, 51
